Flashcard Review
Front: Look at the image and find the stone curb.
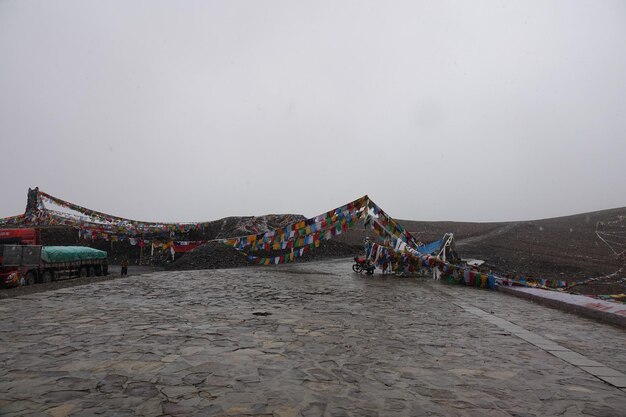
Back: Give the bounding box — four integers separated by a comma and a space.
497, 285, 626, 329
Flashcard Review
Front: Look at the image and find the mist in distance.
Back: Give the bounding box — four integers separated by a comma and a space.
0, 0, 624, 223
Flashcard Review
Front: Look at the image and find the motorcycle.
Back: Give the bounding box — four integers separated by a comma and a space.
352, 256, 375, 275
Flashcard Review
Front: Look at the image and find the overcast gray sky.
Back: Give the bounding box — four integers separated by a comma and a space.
1, 0, 624, 223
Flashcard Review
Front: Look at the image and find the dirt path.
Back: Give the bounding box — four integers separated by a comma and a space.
455, 222, 519, 248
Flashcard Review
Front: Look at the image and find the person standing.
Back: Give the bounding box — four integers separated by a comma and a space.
121, 258, 129, 276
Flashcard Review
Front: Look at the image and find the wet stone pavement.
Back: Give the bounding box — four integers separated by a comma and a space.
0, 259, 625, 417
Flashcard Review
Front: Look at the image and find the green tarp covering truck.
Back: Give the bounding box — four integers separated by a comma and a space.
40, 246, 108, 263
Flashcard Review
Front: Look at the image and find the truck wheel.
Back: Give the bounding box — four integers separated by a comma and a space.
42, 271, 52, 283
88, 267, 95, 277
25, 272, 36, 286
80, 268, 88, 278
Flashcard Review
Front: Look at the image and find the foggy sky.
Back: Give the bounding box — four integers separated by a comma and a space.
1, 0, 625, 223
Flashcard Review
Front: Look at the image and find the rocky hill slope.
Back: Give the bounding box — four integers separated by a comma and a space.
334, 207, 625, 281
8, 205, 626, 295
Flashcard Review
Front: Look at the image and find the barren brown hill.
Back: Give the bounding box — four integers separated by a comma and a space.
334, 207, 626, 282
12, 206, 626, 285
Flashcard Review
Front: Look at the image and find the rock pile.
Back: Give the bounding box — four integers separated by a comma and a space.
169, 240, 361, 271
168, 241, 250, 270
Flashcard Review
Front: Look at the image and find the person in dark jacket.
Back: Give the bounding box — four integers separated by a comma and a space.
121, 258, 129, 276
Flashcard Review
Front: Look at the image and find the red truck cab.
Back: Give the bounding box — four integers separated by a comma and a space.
0, 228, 39, 245
0, 228, 41, 286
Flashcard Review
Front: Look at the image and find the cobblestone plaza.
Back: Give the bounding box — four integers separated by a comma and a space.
1, 260, 625, 416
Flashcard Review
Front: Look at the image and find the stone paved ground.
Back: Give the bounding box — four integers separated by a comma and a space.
0, 259, 625, 417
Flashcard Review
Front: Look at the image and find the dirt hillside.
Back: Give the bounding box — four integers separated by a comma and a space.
5, 206, 625, 295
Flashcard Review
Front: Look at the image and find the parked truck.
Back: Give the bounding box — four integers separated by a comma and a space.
0, 228, 108, 287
